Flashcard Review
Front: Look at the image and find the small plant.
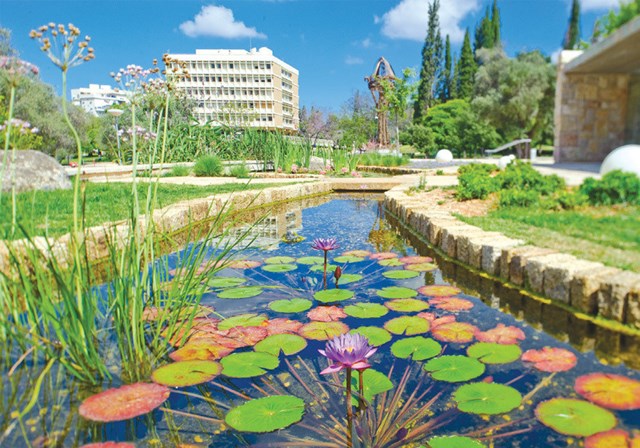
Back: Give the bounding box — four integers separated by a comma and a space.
436, 169, 444, 176
498, 189, 540, 208
579, 170, 640, 205
229, 163, 250, 178
193, 154, 223, 177
457, 163, 499, 200
167, 164, 190, 177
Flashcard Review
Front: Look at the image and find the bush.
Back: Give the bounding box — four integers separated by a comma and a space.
498, 161, 565, 195
167, 165, 190, 177
193, 155, 223, 177
579, 170, 640, 205
457, 164, 499, 200
498, 189, 540, 208
229, 163, 250, 178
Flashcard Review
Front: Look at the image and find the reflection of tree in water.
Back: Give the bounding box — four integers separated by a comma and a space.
368, 202, 407, 254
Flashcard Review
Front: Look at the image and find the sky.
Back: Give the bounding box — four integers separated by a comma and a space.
0, 0, 623, 113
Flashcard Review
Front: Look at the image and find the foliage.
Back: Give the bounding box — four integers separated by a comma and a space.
414, 0, 442, 121
399, 123, 434, 152
356, 152, 410, 167
229, 163, 250, 178
336, 90, 377, 148
592, 0, 640, 41
497, 160, 565, 195
579, 170, 640, 205
167, 164, 190, 177
193, 154, 224, 177
454, 30, 476, 100
474, 6, 496, 52
564, 0, 581, 49
436, 35, 452, 103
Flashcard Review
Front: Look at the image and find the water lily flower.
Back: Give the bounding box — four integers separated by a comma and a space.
311, 238, 339, 252
318, 333, 376, 374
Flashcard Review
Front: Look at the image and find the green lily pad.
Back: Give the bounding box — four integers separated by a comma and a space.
424, 355, 485, 382
535, 398, 617, 437
151, 360, 222, 387
218, 286, 263, 299
377, 286, 417, 299
310, 264, 337, 273
406, 262, 438, 272
382, 270, 420, 280
454, 382, 522, 415
298, 321, 349, 340
428, 436, 486, 448
314, 289, 354, 303
254, 334, 307, 356
349, 369, 393, 405
390, 337, 442, 361
297, 256, 325, 265
344, 303, 389, 319
337, 273, 363, 285
218, 313, 267, 331
384, 316, 430, 335
262, 264, 297, 273
350, 327, 392, 346
221, 352, 279, 378
265, 256, 296, 264
379, 258, 404, 267
385, 298, 430, 313
268, 298, 312, 313
225, 395, 305, 433
334, 255, 364, 263
207, 276, 247, 288
467, 343, 522, 364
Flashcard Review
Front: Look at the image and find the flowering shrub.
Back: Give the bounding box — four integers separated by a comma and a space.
0, 118, 42, 149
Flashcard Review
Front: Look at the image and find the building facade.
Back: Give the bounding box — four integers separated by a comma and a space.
70, 84, 129, 116
166, 47, 299, 132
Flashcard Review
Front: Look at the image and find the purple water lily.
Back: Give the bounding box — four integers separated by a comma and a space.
318, 333, 377, 374
311, 238, 339, 289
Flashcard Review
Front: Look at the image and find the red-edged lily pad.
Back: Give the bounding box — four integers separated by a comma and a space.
307, 306, 347, 322
79, 383, 170, 422
385, 298, 430, 313
169, 338, 235, 361
369, 252, 398, 260
262, 318, 303, 335
384, 316, 430, 336
151, 360, 222, 387
418, 312, 457, 329
585, 429, 639, 448
521, 347, 577, 372
431, 322, 478, 343
418, 285, 461, 297
575, 373, 640, 410
227, 259, 262, 269
475, 324, 525, 345
399, 255, 433, 264
298, 321, 349, 340
429, 297, 474, 311
535, 398, 617, 437
220, 326, 269, 347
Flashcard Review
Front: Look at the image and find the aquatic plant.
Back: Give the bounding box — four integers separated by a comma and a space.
311, 237, 339, 289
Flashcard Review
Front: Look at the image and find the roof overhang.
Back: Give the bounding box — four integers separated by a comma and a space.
564, 16, 640, 74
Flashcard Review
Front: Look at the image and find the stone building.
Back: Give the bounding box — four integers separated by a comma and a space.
554, 17, 640, 162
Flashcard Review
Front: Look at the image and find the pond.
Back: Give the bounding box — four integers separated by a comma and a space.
3, 195, 640, 447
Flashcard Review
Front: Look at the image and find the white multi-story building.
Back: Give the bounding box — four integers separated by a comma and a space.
71, 84, 129, 116
165, 47, 299, 132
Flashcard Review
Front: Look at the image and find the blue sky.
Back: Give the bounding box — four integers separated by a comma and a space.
0, 0, 622, 112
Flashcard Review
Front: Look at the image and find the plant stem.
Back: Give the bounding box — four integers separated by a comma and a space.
345, 367, 353, 448
322, 250, 328, 290
358, 369, 365, 412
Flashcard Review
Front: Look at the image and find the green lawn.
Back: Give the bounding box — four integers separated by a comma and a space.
458, 205, 640, 272
0, 181, 291, 240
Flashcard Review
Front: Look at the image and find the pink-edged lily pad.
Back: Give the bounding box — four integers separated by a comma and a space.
298, 321, 349, 340
475, 324, 525, 345
535, 398, 617, 437
429, 297, 474, 311
385, 298, 430, 313
219, 326, 269, 347
227, 259, 262, 269
217, 313, 267, 331
418, 285, 461, 297
164, 317, 220, 346
307, 306, 347, 322
575, 373, 640, 410
369, 252, 398, 260
399, 255, 433, 264
418, 312, 457, 329
384, 316, 430, 336
80, 443, 136, 448
79, 383, 170, 422
405, 262, 438, 272
431, 322, 478, 343
151, 360, 222, 387
585, 429, 640, 448
343, 250, 371, 257
262, 318, 304, 335
521, 347, 577, 372
169, 338, 235, 361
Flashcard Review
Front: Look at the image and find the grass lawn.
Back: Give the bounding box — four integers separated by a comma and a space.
0, 181, 292, 240
458, 205, 640, 272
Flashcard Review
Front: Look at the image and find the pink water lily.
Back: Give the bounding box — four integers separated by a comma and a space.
318, 333, 376, 374
311, 238, 339, 252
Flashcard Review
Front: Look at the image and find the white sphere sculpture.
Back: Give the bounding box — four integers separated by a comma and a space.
498, 154, 516, 170
435, 149, 453, 163
600, 145, 640, 177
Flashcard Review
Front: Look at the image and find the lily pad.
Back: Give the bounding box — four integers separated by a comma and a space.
418, 285, 462, 297
79, 383, 170, 422
424, 355, 486, 382
225, 395, 305, 433
269, 298, 312, 313
151, 361, 222, 387
428, 436, 486, 448
385, 298, 430, 313
399, 255, 433, 265
307, 306, 347, 322
298, 321, 349, 340
221, 352, 280, 378
574, 373, 640, 410
475, 324, 526, 345
430, 297, 474, 311
379, 258, 404, 267
343, 250, 371, 257
218, 286, 263, 299
218, 313, 267, 331
263, 318, 303, 335
391, 336, 441, 361
377, 286, 417, 299
337, 273, 363, 285
80, 443, 136, 448
521, 347, 577, 372
227, 259, 262, 269
350, 327, 392, 346
263, 264, 297, 273
334, 255, 364, 263
535, 398, 616, 436
349, 368, 393, 404
265, 256, 296, 264
431, 322, 478, 343
467, 342, 522, 364
454, 383, 522, 415
585, 429, 638, 448
169, 338, 235, 361
384, 316, 430, 335
405, 262, 438, 272
216, 326, 269, 348
382, 269, 420, 280
310, 264, 337, 273
314, 289, 354, 303
297, 256, 325, 265
208, 276, 247, 288
369, 252, 397, 260
254, 334, 307, 356
344, 303, 389, 319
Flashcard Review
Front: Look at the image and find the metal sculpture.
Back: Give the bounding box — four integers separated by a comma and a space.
365, 57, 396, 147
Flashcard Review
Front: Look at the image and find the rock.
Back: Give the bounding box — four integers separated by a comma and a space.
0, 150, 72, 193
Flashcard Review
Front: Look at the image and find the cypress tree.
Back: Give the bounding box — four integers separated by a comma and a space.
414, 0, 443, 122
474, 7, 495, 52
456, 29, 476, 100
563, 0, 581, 49
491, 0, 501, 46
436, 35, 452, 102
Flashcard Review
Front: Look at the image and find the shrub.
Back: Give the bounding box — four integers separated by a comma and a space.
457, 164, 500, 200
193, 154, 223, 177
579, 170, 640, 205
229, 163, 250, 178
167, 165, 190, 177
498, 161, 565, 195
554, 190, 589, 209
498, 189, 540, 208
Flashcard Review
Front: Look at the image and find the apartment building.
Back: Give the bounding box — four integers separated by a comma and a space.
166, 47, 299, 132
70, 84, 129, 116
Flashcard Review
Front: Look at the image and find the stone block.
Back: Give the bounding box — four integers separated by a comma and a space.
624, 282, 640, 329
570, 266, 620, 314
597, 271, 640, 322
524, 253, 576, 295
440, 225, 484, 258
481, 237, 524, 276
459, 232, 501, 266
501, 245, 556, 283
426, 217, 462, 247
543, 259, 603, 304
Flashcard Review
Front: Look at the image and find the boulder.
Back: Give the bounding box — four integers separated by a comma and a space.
0, 150, 71, 193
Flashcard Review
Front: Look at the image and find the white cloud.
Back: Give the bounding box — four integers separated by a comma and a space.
361, 38, 372, 48
580, 0, 620, 11
179, 4, 267, 39
378, 0, 480, 44
345, 55, 364, 65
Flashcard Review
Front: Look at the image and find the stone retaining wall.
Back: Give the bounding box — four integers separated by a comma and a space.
384, 185, 640, 330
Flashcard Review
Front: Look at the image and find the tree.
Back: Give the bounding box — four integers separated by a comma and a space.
436, 35, 452, 102
474, 7, 495, 52
379, 67, 417, 145
336, 90, 376, 148
592, 0, 639, 41
455, 30, 476, 100
299, 106, 332, 144
413, 0, 443, 122
491, 0, 501, 47
564, 0, 581, 49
